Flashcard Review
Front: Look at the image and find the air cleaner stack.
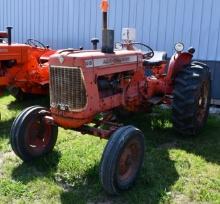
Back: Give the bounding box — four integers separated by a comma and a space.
101, 0, 114, 53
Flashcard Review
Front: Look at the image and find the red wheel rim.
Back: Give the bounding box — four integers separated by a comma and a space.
197, 82, 209, 124
25, 117, 52, 155
117, 138, 141, 184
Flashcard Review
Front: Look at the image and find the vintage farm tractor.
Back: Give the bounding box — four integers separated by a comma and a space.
10, 0, 211, 195
0, 27, 56, 100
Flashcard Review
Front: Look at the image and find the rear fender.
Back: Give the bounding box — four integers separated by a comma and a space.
166, 52, 193, 84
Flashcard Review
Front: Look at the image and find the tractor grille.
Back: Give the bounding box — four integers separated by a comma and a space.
50, 66, 87, 111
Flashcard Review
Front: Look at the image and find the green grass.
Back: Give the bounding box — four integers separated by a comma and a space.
0, 93, 219, 204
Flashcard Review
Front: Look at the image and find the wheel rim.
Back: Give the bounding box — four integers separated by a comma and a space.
25, 116, 52, 155
197, 82, 209, 124
117, 138, 141, 184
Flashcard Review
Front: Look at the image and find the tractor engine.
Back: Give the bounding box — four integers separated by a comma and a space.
49, 50, 148, 128
97, 73, 122, 98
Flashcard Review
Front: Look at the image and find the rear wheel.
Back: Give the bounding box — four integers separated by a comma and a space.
10, 106, 58, 161
99, 126, 145, 195
172, 63, 211, 135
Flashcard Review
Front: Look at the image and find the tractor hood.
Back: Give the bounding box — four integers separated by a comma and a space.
49, 49, 143, 69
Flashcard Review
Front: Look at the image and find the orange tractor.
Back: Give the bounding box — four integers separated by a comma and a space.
11, 0, 211, 195
0, 27, 56, 100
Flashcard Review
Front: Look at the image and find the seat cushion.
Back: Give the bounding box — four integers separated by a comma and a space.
143, 51, 167, 66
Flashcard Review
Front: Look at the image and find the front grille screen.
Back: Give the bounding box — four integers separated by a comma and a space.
50, 66, 87, 111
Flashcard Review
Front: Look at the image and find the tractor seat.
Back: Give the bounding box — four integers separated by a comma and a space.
143, 51, 167, 66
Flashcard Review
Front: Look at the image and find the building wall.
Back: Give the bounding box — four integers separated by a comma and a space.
0, 0, 220, 100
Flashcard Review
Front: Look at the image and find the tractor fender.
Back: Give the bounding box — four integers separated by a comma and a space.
166, 52, 193, 84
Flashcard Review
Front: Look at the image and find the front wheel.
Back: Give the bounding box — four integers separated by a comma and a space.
10, 106, 58, 161
99, 126, 145, 195
172, 63, 211, 135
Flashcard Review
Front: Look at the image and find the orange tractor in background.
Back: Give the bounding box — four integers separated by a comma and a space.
11, 0, 211, 195
0, 27, 56, 100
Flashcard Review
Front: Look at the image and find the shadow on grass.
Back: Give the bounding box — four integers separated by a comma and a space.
59, 151, 178, 204
11, 150, 61, 184
128, 109, 220, 165
9, 108, 220, 203
59, 110, 179, 204
60, 109, 220, 203
7, 95, 50, 111
178, 116, 220, 165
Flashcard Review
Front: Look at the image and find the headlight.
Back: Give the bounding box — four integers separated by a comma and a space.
174, 42, 184, 52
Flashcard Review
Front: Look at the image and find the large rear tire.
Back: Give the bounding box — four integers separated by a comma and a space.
10, 106, 58, 161
172, 63, 211, 135
99, 126, 145, 195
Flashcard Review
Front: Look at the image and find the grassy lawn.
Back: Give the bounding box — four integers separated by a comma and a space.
0, 93, 219, 204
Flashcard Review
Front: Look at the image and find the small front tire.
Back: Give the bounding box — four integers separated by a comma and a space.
10, 106, 58, 161
99, 126, 145, 195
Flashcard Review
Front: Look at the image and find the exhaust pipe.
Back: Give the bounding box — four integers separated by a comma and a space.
102, 4, 108, 30
6, 26, 13, 45
101, 0, 114, 54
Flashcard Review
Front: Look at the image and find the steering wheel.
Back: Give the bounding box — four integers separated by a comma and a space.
26, 39, 47, 49
115, 42, 154, 59
130, 42, 154, 59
